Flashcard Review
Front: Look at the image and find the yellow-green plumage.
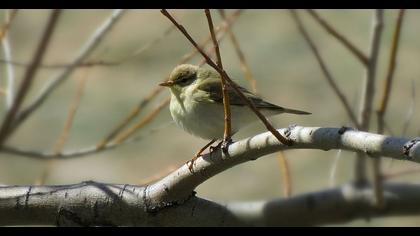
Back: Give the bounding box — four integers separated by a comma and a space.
161, 64, 310, 140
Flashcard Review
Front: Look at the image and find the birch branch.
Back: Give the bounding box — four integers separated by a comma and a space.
1, 181, 420, 226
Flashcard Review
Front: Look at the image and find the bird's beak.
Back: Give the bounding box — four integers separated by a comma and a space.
159, 81, 174, 87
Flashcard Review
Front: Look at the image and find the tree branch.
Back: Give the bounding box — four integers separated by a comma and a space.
1, 181, 420, 226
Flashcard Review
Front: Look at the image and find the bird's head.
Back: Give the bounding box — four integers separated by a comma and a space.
159, 64, 200, 95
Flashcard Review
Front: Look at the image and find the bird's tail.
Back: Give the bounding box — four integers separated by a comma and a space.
283, 107, 311, 115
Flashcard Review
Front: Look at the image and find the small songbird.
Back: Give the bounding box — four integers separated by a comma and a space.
160, 64, 310, 143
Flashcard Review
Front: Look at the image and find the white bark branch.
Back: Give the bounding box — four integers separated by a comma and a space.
1, 182, 420, 226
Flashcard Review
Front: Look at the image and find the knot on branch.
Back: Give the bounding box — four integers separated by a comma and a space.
403, 137, 420, 160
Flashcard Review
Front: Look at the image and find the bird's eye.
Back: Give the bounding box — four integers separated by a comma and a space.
176, 74, 195, 86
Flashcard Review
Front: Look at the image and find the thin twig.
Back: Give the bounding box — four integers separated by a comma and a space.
112, 97, 170, 144
205, 9, 232, 142
0, 11, 243, 70
1, 121, 172, 159
36, 69, 90, 185
96, 86, 163, 149
373, 9, 405, 208
1, 9, 19, 110
377, 9, 405, 134
355, 9, 384, 186
0, 9, 18, 40
306, 9, 369, 66
277, 152, 292, 198
218, 9, 257, 93
290, 10, 359, 129
161, 9, 292, 146
401, 80, 415, 136
10, 9, 127, 135
0, 9, 61, 147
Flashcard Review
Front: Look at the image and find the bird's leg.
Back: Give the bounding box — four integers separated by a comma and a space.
221, 136, 233, 153
187, 139, 217, 172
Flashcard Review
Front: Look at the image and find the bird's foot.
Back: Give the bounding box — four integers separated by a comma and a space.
221, 137, 233, 154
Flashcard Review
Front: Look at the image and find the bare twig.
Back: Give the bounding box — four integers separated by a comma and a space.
205, 9, 232, 143
112, 98, 170, 144
377, 9, 405, 134
277, 152, 292, 197
36, 69, 90, 185
10, 9, 127, 135
1, 9, 19, 110
96, 86, 163, 149
306, 9, 369, 66
355, 9, 384, 186
0, 9, 18, 40
0, 9, 61, 147
290, 10, 359, 129
161, 9, 292, 146
1, 122, 172, 159
218, 9, 257, 93
373, 9, 405, 208
401, 80, 415, 136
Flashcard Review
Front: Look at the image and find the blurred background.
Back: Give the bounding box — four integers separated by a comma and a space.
0, 9, 419, 226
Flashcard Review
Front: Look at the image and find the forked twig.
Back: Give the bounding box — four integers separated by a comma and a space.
161, 9, 292, 146
0, 9, 62, 147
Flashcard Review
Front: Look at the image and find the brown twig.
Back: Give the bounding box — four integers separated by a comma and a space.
161, 9, 292, 146
96, 86, 163, 149
36, 69, 90, 185
0, 9, 18, 40
205, 9, 232, 143
277, 152, 292, 198
355, 9, 384, 190
373, 9, 405, 208
401, 80, 415, 136
0, 9, 61, 147
112, 97, 170, 144
218, 9, 257, 93
290, 10, 360, 129
377, 9, 405, 134
306, 9, 369, 66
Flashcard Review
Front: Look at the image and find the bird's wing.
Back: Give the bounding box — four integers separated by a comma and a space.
196, 78, 282, 110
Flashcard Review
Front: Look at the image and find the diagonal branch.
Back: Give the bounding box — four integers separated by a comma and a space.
290, 10, 360, 129
161, 9, 292, 146
306, 9, 369, 66
0, 9, 62, 147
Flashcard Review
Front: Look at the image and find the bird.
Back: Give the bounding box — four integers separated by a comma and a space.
159, 64, 310, 170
